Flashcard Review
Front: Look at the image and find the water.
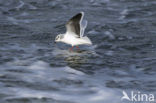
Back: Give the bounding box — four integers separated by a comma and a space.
0, 0, 156, 103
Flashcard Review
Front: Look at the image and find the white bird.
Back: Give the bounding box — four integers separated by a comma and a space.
55, 12, 92, 51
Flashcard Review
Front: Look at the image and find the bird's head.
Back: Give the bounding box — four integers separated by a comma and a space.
55, 34, 64, 43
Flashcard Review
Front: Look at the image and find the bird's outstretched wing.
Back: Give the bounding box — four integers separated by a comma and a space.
66, 12, 86, 38
80, 19, 87, 37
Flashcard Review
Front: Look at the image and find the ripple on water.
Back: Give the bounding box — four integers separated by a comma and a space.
0, 0, 156, 102
0, 60, 121, 103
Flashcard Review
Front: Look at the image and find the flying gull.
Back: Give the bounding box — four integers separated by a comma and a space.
55, 12, 92, 51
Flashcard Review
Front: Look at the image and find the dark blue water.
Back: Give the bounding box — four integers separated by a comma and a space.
0, 0, 156, 103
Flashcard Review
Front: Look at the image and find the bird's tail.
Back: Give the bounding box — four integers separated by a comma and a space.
82, 36, 92, 45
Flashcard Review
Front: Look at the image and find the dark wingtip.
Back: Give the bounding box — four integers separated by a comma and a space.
70, 12, 82, 21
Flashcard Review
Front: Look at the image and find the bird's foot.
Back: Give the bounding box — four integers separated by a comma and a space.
69, 46, 74, 52
76, 46, 80, 51
69, 46, 80, 52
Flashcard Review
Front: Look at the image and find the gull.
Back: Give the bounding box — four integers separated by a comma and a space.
55, 12, 92, 51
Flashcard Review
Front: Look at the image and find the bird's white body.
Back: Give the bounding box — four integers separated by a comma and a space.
55, 12, 92, 48
61, 32, 92, 46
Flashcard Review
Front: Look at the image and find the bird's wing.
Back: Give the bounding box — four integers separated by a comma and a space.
80, 19, 87, 37
65, 12, 83, 38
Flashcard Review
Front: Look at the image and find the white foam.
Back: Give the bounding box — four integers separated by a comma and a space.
28, 61, 49, 70
104, 31, 115, 40
119, 9, 128, 20
64, 66, 85, 75
88, 29, 99, 36
15, 0, 25, 10
7, 17, 18, 25
1, 60, 122, 103
105, 50, 114, 56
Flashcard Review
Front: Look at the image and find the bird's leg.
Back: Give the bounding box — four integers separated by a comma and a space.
76, 46, 80, 50
69, 46, 74, 51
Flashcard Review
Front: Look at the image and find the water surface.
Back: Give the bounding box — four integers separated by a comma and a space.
0, 0, 156, 103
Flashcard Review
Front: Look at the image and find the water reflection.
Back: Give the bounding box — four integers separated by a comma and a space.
52, 47, 97, 67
